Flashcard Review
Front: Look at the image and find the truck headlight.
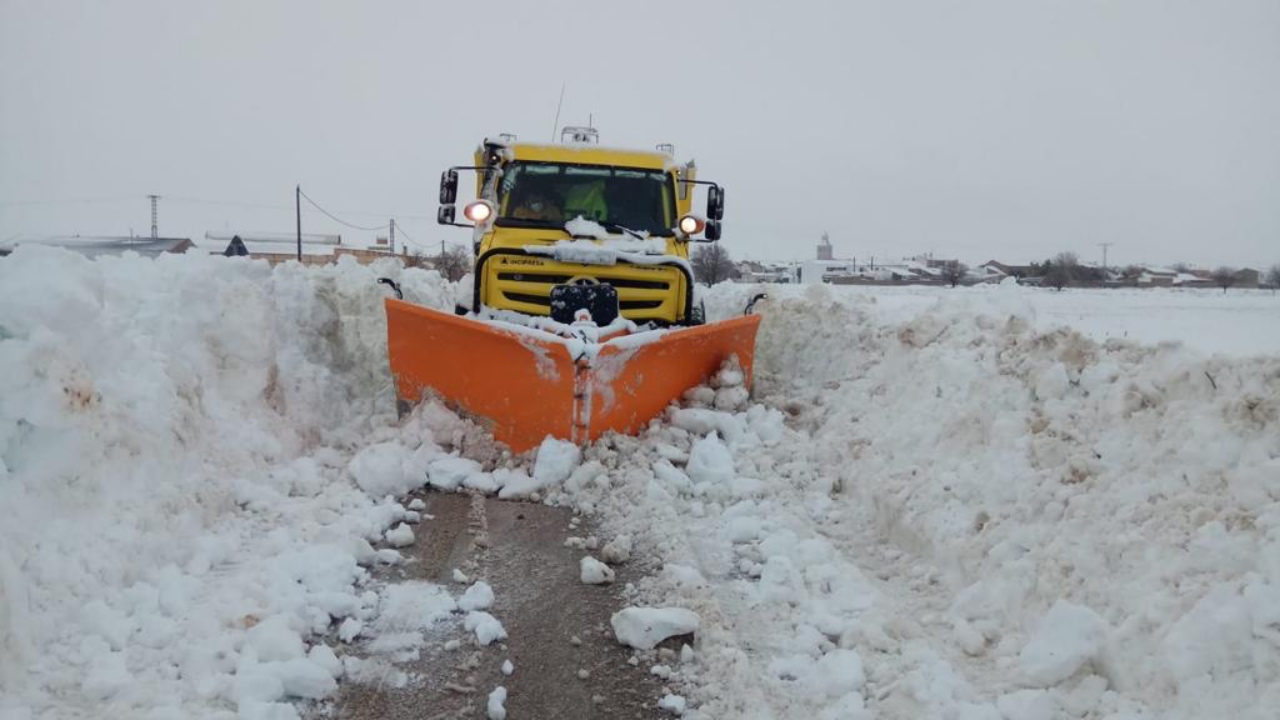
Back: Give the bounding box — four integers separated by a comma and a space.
679, 214, 704, 235
464, 200, 494, 223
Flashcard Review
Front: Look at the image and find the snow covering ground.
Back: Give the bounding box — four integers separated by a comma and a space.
1, 247, 1277, 719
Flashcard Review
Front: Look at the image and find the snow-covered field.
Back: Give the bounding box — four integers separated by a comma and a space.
1, 248, 1277, 719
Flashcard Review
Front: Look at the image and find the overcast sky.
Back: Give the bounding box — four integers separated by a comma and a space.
2, 0, 1277, 268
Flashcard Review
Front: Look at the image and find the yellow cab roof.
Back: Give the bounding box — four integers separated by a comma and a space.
502, 142, 674, 171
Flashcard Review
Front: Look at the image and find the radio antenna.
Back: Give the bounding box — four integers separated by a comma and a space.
551, 82, 566, 141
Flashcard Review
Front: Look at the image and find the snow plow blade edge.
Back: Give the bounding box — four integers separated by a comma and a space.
385, 299, 761, 453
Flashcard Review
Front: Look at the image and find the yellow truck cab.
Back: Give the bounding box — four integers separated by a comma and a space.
437, 127, 725, 327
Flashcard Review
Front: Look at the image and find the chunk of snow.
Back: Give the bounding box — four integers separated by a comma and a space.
79, 600, 131, 651
235, 669, 286, 705
238, 702, 302, 720
246, 616, 305, 663
686, 433, 734, 485
812, 648, 865, 698
996, 689, 1059, 720
611, 607, 699, 650
407, 498, 426, 511
500, 437, 581, 499
348, 442, 417, 497
487, 685, 508, 720
427, 455, 485, 491
465, 611, 508, 646
452, 568, 470, 583
384, 523, 415, 548
271, 657, 338, 699
723, 515, 763, 544
376, 582, 457, 632
458, 581, 495, 611
82, 651, 131, 700
565, 216, 608, 239
658, 694, 687, 715
501, 659, 514, 676
308, 644, 343, 679
1018, 601, 1109, 687
601, 534, 632, 564
580, 556, 616, 584
680, 644, 695, 663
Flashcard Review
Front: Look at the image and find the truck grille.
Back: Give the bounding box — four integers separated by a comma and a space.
497, 272, 669, 291
494, 270, 675, 320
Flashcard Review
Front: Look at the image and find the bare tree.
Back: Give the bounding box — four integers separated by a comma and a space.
433, 244, 472, 282
1211, 266, 1237, 294
1044, 252, 1082, 290
1172, 262, 1192, 274
691, 244, 736, 286
940, 261, 969, 287
1120, 264, 1144, 282
1266, 264, 1280, 295
404, 250, 430, 270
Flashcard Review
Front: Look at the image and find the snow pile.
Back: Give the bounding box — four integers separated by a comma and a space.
6, 247, 1278, 719
545, 281, 1278, 719
0, 247, 456, 718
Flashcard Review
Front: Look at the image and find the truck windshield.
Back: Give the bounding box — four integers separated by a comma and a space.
495, 162, 675, 236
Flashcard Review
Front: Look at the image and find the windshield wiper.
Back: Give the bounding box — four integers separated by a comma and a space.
600, 222, 646, 240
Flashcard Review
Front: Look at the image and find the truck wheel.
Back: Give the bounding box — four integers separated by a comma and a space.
688, 300, 706, 326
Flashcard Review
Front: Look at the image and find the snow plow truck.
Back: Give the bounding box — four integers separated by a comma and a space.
381, 127, 763, 453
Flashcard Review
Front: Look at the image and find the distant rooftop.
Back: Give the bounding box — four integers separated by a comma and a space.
1, 235, 193, 258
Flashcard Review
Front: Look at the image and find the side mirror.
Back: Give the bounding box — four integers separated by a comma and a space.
705, 220, 722, 241
439, 169, 459, 205
437, 205, 456, 225
707, 185, 725, 221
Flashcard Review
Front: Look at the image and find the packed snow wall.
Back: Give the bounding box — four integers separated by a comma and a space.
702, 282, 1280, 717
2, 248, 1277, 719
0, 248, 455, 716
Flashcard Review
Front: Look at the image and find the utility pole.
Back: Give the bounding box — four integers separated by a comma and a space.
147, 195, 160, 238
1098, 242, 1114, 275
389, 219, 396, 254
295, 185, 302, 261
441, 240, 446, 258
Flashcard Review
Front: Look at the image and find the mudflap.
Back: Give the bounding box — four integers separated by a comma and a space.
384, 298, 761, 454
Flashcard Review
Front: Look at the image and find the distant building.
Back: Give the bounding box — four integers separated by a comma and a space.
202, 231, 408, 267
979, 260, 1036, 278
1233, 268, 1260, 288
817, 232, 833, 260
0, 235, 193, 258
799, 260, 855, 285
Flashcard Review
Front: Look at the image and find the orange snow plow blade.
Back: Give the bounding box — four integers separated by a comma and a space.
384, 298, 761, 454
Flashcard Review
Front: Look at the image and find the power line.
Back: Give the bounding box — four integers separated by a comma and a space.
3, 192, 438, 222
168, 194, 437, 220
0, 195, 138, 207
297, 188, 390, 232
392, 221, 417, 245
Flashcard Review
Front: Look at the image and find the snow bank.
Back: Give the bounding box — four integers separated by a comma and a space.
6, 247, 1278, 719
0, 247, 455, 717
531, 282, 1280, 718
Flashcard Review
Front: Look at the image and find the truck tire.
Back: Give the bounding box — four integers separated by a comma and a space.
688, 300, 706, 326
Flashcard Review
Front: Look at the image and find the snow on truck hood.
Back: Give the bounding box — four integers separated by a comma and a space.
518, 217, 674, 267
